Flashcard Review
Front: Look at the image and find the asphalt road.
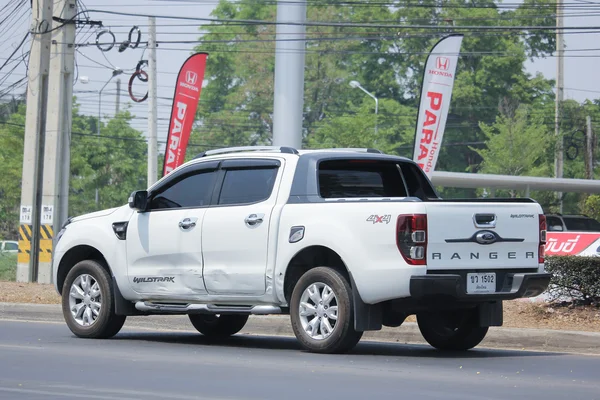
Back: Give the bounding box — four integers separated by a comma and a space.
0, 320, 599, 400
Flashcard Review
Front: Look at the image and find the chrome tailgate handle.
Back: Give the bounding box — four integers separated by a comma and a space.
474, 213, 496, 228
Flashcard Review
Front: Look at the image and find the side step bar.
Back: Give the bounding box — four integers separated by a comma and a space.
134, 301, 281, 315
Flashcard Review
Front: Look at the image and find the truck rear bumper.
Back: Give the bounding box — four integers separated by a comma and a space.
410, 272, 551, 301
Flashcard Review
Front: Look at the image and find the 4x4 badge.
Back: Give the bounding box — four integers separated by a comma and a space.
367, 215, 391, 224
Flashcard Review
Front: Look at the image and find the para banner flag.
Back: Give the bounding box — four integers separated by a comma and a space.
412, 35, 463, 178
163, 52, 208, 176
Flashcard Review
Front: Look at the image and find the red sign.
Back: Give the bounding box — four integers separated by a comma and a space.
163, 53, 208, 176
412, 35, 463, 179
545, 232, 600, 256
416, 91, 443, 172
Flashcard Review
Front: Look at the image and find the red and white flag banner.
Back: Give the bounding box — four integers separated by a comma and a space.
412, 35, 463, 178
163, 52, 208, 176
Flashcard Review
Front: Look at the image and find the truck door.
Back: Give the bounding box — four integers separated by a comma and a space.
201, 158, 283, 296
126, 161, 219, 296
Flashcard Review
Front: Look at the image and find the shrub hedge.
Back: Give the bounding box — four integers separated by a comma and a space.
544, 256, 600, 304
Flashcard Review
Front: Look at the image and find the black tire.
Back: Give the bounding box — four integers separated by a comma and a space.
61, 260, 126, 339
417, 308, 489, 351
188, 314, 249, 338
290, 267, 363, 354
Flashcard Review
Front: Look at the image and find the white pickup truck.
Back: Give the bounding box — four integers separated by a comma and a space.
53, 147, 551, 353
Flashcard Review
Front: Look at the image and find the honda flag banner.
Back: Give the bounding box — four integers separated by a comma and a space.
412, 34, 463, 178
163, 52, 208, 176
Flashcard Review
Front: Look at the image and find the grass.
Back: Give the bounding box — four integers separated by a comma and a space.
0, 253, 17, 281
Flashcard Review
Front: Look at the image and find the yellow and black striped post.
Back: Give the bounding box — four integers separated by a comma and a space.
39, 224, 53, 263
18, 224, 54, 264
17, 224, 32, 264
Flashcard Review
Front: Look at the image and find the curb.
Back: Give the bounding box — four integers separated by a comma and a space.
2, 302, 599, 354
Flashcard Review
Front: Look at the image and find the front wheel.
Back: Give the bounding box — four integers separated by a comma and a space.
61, 260, 126, 339
188, 314, 249, 338
417, 309, 488, 351
290, 267, 363, 354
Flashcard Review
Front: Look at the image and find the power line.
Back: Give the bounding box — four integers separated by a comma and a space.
84, 8, 600, 31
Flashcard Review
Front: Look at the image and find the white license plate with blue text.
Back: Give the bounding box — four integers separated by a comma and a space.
466, 273, 496, 294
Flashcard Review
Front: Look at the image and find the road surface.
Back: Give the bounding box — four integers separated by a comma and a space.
0, 319, 598, 400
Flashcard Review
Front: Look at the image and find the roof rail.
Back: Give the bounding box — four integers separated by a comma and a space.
313, 148, 383, 154
193, 146, 299, 159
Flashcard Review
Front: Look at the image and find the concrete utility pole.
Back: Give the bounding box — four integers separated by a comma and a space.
39, 0, 77, 283
115, 78, 121, 115
586, 116, 594, 180
17, 0, 53, 283
147, 16, 158, 186
272, 0, 307, 149
554, 0, 565, 212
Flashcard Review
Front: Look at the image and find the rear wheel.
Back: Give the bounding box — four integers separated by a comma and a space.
61, 260, 126, 339
417, 308, 488, 351
188, 314, 249, 338
290, 267, 362, 354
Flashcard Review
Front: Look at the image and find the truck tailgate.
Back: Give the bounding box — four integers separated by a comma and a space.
425, 202, 542, 270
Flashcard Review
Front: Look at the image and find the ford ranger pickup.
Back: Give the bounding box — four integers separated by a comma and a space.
53, 146, 551, 353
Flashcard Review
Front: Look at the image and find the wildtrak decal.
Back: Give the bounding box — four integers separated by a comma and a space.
133, 277, 175, 284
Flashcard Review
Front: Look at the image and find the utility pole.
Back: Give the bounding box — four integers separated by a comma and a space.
147, 16, 158, 186
586, 116, 594, 180
272, 0, 307, 149
40, 0, 77, 283
554, 0, 565, 212
115, 78, 121, 115
17, 0, 53, 283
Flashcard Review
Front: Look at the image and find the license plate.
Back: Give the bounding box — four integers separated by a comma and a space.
466, 273, 496, 294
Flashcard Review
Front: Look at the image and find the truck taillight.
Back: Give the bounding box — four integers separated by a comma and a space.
539, 214, 547, 264
397, 214, 427, 265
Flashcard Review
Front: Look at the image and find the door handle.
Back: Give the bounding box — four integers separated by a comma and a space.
245, 213, 264, 227
179, 217, 197, 230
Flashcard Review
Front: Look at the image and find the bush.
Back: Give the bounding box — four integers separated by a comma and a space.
583, 195, 600, 221
0, 253, 17, 281
544, 256, 600, 304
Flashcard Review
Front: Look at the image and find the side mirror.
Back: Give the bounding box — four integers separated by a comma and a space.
128, 190, 148, 211
549, 225, 563, 232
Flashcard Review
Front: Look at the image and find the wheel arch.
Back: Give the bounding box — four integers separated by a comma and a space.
283, 245, 382, 331
56, 245, 111, 295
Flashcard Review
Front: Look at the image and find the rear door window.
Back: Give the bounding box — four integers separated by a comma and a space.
218, 168, 278, 205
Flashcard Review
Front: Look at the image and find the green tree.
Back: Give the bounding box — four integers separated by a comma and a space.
583, 195, 600, 221
191, 0, 556, 169
69, 109, 148, 214
0, 105, 26, 239
308, 98, 416, 155
474, 104, 550, 176
0, 101, 147, 239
